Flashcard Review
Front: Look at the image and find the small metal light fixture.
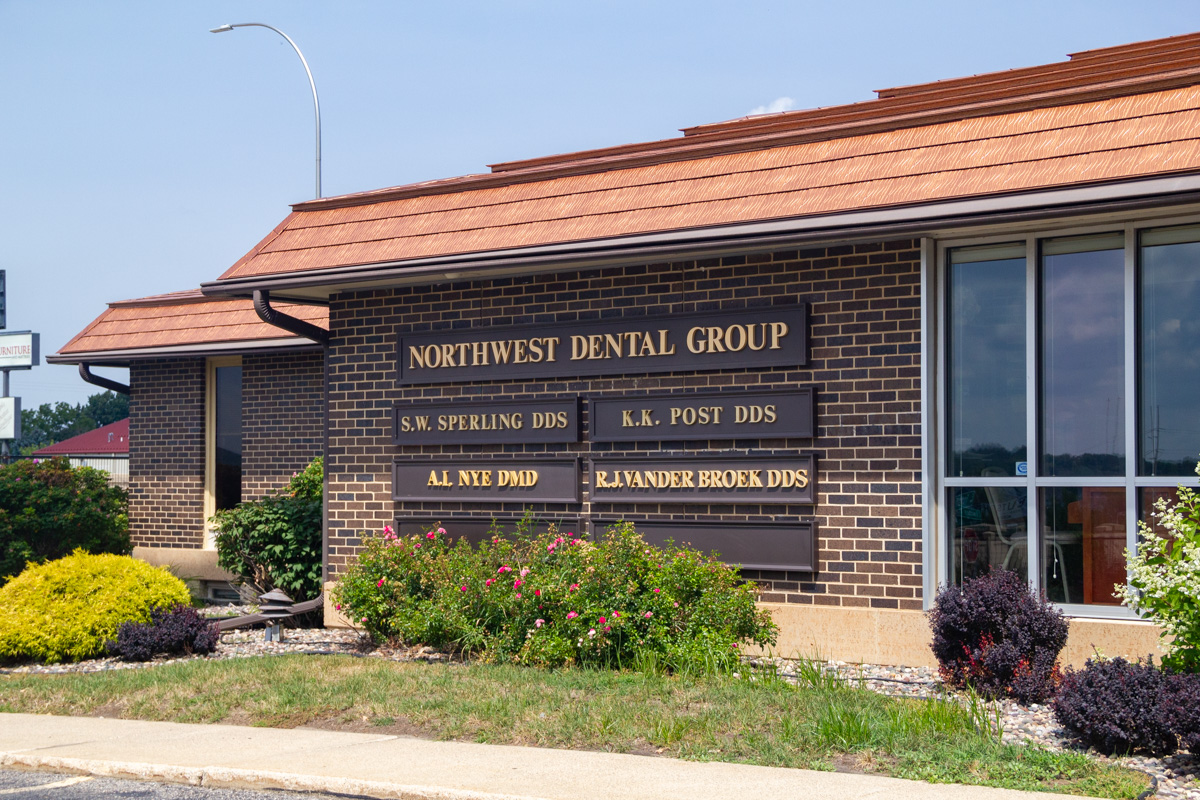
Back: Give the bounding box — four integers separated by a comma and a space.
259, 588, 294, 642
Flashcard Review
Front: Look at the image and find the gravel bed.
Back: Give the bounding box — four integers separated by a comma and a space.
3, 633, 1195, 797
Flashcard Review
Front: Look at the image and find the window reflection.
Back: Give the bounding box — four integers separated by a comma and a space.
215, 365, 242, 511
1041, 488, 1125, 605
950, 486, 1029, 584
1041, 236, 1125, 477
1140, 229, 1200, 476
948, 245, 1026, 477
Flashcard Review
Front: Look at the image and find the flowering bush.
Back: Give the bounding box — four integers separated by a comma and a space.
1117, 460, 1200, 673
929, 568, 1068, 703
332, 520, 777, 670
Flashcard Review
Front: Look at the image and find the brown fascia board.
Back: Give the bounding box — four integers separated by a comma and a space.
202, 172, 1200, 302
48, 337, 323, 367
290, 68, 1200, 214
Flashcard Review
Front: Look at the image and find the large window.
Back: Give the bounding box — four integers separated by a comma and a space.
205, 357, 242, 546
942, 224, 1200, 612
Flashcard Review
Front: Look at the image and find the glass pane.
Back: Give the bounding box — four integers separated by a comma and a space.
1041, 487, 1126, 605
947, 246, 1027, 476
1140, 230, 1200, 476
1139, 486, 1182, 540
1041, 240, 1125, 476
215, 365, 242, 510
949, 486, 1029, 584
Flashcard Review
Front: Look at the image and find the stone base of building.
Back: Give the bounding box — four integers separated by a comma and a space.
760, 603, 1164, 669
133, 546, 238, 602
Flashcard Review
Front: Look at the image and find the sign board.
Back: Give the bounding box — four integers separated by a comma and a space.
0, 331, 38, 370
397, 306, 807, 384
590, 388, 815, 442
0, 271, 6, 330
393, 459, 581, 503
0, 396, 19, 440
395, 515, 585, 546
589, 455, 817, 504
594, 518, 819, 572
392, 399, 580, 445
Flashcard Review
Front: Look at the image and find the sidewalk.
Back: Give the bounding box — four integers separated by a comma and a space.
0, 713, 1093, 800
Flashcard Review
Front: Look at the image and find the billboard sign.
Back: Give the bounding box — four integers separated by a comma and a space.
0, 397, 20, 440
0, 331, 38, 370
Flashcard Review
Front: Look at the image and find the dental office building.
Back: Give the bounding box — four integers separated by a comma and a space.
50, 32, 1200, 665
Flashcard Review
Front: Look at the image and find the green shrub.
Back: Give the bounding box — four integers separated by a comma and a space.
1117, 459, 1200, 673
332, 520, 777, 671
213, 457, 323, 601
0, 550, 191, 663
0, 456, 130, 583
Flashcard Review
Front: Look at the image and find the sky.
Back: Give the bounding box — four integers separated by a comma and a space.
1, 0, 1198, 412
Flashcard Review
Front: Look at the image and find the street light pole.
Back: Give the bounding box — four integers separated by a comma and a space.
210, 23, 322, 199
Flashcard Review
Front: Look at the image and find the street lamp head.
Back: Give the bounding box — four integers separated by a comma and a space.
209, 24, 234, 33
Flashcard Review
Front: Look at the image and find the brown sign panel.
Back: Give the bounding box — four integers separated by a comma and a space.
392, 399, 580, 445
396, 515, 585, 546
588, 455, 817, 504
590, 388, 815, 442
393, 459, 581, 503
593, 518, 819, 572
398, 306, 807, 385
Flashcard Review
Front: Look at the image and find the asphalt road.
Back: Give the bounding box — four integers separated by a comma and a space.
0, 769, 353, 800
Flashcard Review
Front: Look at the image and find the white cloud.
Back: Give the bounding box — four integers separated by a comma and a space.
747, 97, 796, 116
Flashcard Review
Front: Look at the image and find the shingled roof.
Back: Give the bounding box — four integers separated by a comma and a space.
50, 290, 327, 365
207, 32, 1200, 295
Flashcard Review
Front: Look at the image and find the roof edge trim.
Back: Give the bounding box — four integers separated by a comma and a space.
50, 337, 323, 365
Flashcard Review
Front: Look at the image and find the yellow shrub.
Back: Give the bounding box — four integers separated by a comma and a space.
0, 550, 191, 663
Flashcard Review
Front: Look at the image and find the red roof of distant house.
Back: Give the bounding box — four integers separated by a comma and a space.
34, 418, 129, 456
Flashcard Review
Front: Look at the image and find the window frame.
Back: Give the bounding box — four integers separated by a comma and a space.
928, 216, 1200, 618
203, 355, 242, 549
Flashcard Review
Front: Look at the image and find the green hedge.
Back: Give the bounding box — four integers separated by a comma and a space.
0, 456, 130, 583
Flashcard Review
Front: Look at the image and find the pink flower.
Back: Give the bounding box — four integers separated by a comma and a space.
569, 583, 579, 591
588, 629, 596, 637
498, 566, 511, 574
437, 527, 446, 535
534, 589, 541, 597
460, 585, 468, 592
335, 604, 342, 610
535, 619, 545, 628
732, 643, 739, 649
414, 542, 422, 549
514, 579, 523, 589
515, 593, 522, 599
613, 611, 621, 618
426, 531, 436, 539
653, 588, 661, 594
644, 612, 653, 619
547, 544, 556, 552
567, 611, 578, 620
598, 616, 606, 624
520, 568, 530, 577
361, 616, 368, 622
572, 539, 582, 546
603, 626, 611, 632
382, 525, 394, 537
485, 578, 494, 587
673, 602, 679, 607
377, 578, 385, 588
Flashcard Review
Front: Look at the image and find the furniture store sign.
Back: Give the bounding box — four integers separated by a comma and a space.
397, 306, 806, 384
0, 332, 39, 370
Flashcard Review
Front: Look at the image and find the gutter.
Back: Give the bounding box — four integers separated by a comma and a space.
253, 290, 329, 346
78, 364, 129, 395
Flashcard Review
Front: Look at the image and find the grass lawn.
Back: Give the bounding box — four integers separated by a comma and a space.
0, 654, 1149, 798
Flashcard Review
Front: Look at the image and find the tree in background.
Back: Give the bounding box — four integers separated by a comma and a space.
16, 391, 129, 455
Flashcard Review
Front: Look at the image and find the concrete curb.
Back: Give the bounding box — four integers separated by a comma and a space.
0, 753, 551, 800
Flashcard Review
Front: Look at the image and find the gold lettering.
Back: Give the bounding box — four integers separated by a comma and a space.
472, 340, 487, 366
415, 416, 430, 432
640, 409, 653, 426
658, 329, 675, 355
512, 339, 528, 363
409, 345, 427, 370
686, 326, 705, 354
489, 339, 513, 363
621, 409, 635, 427
570, 335, 587, 360
441, 342, 457, 367
764, 405, 777, 423
769, 321, 788, 350
746, 324, 765, 351
544, 337, 559, 362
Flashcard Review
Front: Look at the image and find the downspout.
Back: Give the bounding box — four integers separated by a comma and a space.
79, 363, 130, 395
252, 290, 329, 345
252, 289, 332, 600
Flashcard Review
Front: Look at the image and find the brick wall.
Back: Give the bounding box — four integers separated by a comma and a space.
243, 350, 325, 500
325, 241, 923, 609
129, 358, 206, 548
128, 351, 326, 549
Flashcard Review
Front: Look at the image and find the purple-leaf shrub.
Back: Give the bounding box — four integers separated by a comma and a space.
107, 604, 219, 662
929, 569, 1068, 703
